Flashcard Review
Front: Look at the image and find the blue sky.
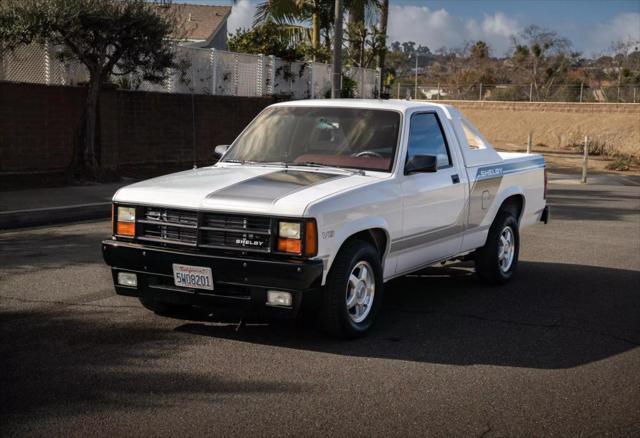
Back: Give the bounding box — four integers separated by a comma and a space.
185, 0, 640, 56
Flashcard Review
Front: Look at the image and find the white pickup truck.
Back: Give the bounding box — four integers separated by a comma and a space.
102, 99, 548, 338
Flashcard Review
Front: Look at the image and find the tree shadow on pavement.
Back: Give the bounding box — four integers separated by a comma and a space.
176, 261, 640, 370
0, 307, 307, 422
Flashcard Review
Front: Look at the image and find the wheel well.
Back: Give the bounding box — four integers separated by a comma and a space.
499, 194, 524, 222
344, 228, 388, 260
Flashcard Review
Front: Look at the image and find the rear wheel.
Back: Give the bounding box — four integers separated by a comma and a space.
475, 211, 520, 284
320, 240, 383, 338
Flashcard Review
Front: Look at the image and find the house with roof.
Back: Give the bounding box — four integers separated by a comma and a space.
155, 2, 232, 50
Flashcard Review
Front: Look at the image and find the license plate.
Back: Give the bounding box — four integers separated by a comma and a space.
172, 264, 214, 291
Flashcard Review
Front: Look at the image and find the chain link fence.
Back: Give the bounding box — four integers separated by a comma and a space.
394, 83, 640, 103
0, 43, 380, 99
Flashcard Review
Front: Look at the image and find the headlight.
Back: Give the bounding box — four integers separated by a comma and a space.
277, 220, 317, 257
117, 207, 136, 223
115, 206, 135, 237
279, 222, 301, 239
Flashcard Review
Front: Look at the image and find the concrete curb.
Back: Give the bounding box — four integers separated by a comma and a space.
0, 202, 111, 230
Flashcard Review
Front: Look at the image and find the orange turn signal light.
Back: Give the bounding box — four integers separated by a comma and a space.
278, 238, 302, 254
304, 220, 318, 257
116, 221, 135, 237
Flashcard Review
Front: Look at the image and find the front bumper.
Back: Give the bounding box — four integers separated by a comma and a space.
102, 240, 324, 317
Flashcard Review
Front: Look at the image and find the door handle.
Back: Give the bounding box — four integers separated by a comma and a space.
451, 174, 460, 184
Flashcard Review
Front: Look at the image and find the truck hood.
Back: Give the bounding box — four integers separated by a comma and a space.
113, 165, 378, 216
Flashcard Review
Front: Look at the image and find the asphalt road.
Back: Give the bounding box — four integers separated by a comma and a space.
1, 178, 639, 437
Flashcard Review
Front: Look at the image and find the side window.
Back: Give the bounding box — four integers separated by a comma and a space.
407, 113, 451, 168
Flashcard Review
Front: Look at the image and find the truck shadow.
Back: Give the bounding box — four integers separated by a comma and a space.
176, 261, 640, 369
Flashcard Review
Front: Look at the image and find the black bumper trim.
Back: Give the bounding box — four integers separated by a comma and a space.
102, 240, 324, 316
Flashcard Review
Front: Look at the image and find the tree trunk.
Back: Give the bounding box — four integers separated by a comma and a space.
312, 10, 320, 55
332, 0, 343, 98
377, 0, 389, 94
349, 0, 365, 67
82, 74, 101, 180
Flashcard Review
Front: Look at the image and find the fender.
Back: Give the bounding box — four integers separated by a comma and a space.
320, 216, 391, 284
492, 185, 526, 223
461, 183, 525, 252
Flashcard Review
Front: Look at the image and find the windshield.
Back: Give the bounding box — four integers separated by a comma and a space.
222, 106, 401, 172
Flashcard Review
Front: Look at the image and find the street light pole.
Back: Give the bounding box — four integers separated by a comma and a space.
331, 0, 343, 98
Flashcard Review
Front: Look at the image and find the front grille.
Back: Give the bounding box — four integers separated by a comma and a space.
203, 213, 271, 231
145, 208, 198, 227
137, 207, 273, 253
139, 207, 199, 246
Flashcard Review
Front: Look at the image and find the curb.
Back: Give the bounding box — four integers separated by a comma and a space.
0, 202, 111, 230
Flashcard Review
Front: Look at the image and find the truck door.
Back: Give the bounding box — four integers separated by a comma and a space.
395, 111, 467, 274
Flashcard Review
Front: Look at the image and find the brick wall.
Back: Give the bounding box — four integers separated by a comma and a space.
98, 90, 274, 178
0, 82, 85, 186
0, 82, 276, 188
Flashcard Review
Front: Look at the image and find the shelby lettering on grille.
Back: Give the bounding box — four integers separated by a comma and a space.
234, 234, 268, 248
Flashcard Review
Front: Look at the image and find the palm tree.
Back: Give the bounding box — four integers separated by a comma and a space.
255, 0, 328, 53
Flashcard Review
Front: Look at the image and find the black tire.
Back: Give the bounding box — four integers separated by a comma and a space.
138, 297, 191, 317
475, 211, 520, 285
320, 239, 383, 339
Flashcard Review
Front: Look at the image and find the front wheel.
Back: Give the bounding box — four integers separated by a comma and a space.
475, 212, 520, 284
320, 240, 383, 338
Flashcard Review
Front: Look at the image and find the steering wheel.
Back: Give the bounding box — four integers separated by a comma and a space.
353, 150, 384, 158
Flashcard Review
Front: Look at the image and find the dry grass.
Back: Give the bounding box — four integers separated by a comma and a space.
452, 103, 640, 174
494, 140, 640, 175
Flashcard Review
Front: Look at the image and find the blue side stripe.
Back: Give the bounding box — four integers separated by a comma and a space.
475, 157, 544, 181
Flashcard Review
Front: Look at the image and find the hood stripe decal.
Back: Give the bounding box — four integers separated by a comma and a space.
206, 170, 348, 204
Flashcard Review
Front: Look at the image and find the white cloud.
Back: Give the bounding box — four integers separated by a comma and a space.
480, 12, 521, 38
227, 0, 256, 33
225, 2, 637, 56
588, 12, 640, 55
387, 5, 521, 56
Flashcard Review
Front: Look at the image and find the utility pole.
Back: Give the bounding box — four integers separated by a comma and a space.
582, 135, 589, 184
414, 53, 419, 99
331, 0, 343, 99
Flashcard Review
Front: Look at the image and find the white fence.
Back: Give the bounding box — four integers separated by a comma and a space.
0, 43, 380, 99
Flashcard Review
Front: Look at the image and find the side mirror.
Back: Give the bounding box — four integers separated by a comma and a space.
405, 155, 438, 174
213, 144, 229, 159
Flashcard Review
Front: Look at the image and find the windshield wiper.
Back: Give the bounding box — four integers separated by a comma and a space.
221, 159, 288, 168
258, 161, 289, 168
297, 162, 364, 175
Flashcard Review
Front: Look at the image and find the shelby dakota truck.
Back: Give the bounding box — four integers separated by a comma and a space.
102, 100, 549, 338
